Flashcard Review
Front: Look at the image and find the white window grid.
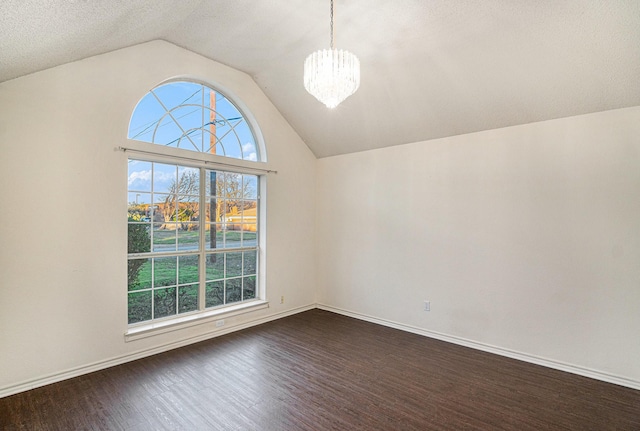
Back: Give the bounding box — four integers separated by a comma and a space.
127, 160, 260, 325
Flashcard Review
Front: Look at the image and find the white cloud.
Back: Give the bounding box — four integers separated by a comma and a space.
243, 143, 258, 161
128, 169, 151, 187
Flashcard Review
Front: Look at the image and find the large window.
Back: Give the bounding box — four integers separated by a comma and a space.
127, 81, 264, 326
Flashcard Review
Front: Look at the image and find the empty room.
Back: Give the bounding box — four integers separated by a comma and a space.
0, 1, 639, 429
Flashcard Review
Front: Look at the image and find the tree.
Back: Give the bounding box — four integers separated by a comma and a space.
161, 170, 251, 228
127, 211, 150, 287
211, 172, 251, 222
208, 172, 251, 263
163, 169, 199, 230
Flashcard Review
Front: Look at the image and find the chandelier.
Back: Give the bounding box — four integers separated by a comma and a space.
304, 0, 360, 109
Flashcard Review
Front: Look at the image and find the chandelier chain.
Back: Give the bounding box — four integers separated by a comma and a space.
330, 0, 334, 49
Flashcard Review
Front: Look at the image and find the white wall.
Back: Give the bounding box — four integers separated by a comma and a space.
0, 41, 317, 395
316, 107, 640, 386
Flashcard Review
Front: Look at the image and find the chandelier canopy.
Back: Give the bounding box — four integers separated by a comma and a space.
304, 0, 360, 109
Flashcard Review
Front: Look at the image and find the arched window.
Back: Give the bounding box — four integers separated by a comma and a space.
126, 80, 266, 330
128, 81, 261, 161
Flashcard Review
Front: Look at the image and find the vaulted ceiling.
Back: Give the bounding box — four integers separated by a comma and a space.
1, 1, 639, 157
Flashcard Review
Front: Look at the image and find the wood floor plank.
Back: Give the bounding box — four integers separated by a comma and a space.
1, 309, 639, 430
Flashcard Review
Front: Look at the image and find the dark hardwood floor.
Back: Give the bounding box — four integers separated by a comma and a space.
1, 309, 639, 430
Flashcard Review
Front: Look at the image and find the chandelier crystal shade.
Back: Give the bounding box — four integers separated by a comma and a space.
304, 49, 360, 109
304, 0, 360, 109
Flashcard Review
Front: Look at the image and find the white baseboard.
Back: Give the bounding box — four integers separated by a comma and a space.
0, 304, 316, 398
317, 304, 640, 391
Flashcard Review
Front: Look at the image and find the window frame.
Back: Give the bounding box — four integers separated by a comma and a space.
126, 156, 268, 340
124, 80, 269, 341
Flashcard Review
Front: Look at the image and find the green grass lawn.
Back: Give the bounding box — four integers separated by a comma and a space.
129, 250, 256, 291
127, 230, 258, 324
152, 229, 257, 245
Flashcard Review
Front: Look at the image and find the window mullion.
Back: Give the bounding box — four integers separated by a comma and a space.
198, 167, 206, 311
151, 163, 156, 320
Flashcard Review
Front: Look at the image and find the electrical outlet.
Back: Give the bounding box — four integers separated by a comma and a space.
424, 301, 430, 312
216, 320, 225, 327
280, 295, 284, 304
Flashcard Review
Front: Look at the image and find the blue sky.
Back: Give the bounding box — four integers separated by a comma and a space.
128, 81, 258, 161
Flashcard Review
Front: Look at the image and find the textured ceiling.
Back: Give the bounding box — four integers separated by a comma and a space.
1, 0, 639, 157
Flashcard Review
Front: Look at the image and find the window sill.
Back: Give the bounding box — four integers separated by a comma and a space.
125, 300, 269, 342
